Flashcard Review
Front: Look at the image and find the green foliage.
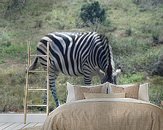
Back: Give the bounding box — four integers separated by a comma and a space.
0, 32, 11, 47
109, 34, 163, 74
80, 1, 106, 26
119, 73, 145, 84
0, 43, 26, 58
0, 19, 10, 28
149, 76, 163, 105
110, 36, 150, 57
125, 27, 132, 36
0, 65, 25, 112
0, 85, 24, 112
0, 0, 163, 112
0, 40, 27, 64
151, 29, 160, 43
133, 0, 163, 6
141, 24, 154, 33
4, 0, 26, 19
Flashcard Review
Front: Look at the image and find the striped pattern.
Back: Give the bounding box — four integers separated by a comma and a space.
29, 32, 115, 107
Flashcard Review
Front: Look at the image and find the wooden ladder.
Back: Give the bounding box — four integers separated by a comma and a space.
24, 42, 50, 124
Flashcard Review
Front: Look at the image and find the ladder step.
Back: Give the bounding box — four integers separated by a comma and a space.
30, 54, 47, 57
28, 70, 47, 73
28, 88, 47, 91
27, 105, 47, 107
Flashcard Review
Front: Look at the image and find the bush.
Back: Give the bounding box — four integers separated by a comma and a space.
4, 0, 26, 18
80, 1, 106, 29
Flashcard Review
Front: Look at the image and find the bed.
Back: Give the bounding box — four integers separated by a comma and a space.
42, 83, 163, 130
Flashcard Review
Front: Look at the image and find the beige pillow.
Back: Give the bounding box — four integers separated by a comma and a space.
138, 83, 149, 102
74, 86, 102, 100
84, 93, 126, 99
66, 82, 76, 103
109, 83, 140, 99
66, 82, 111, 103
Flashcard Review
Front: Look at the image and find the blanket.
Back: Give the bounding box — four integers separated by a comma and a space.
42, 98, 163, 130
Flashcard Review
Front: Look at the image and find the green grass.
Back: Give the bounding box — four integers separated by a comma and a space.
0, 0, 163, 112
148, 76, 163, 106
119, 73, 163, 105
118, 73, 145, 84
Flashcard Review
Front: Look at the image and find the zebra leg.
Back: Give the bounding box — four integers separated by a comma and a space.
42, 72, 59, 107
83, 74, 92, 85
49, 72, 60, 107
84, 75, 92, 85
50, 79, 60, 107
83, 65, 92, 85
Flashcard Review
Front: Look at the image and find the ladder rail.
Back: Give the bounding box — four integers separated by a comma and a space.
24, 41, 30, 124
28, 88, 47, 91
46, 42, 50, 115
24, 41, 50, 124
28, 70, 47, 73
30, 54, 47, 57
27, 105, 47, 107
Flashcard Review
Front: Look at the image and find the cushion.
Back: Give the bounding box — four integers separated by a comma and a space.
138, 83, 149, 102
109, 83, 140, 99
84, 92, 126, 99
66, 82, 111, 103
74, 86, 102, 100
66, 82, 76, 103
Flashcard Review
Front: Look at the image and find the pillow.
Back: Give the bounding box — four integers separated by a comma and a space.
66, 82, 111, 103
84, 92, 126, 99
66, 82, 76, 103
74, 86, 102, 100
138, 83, 149, 102
109, 83, 140, 99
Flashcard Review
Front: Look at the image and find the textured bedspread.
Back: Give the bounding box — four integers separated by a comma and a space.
42, 98, 163, 130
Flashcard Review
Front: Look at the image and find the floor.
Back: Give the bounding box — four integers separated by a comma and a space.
0, 122, 43, 130
0, 113, 47, 130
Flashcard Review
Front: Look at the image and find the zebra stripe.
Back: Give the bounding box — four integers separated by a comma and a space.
29, 32, 115, 107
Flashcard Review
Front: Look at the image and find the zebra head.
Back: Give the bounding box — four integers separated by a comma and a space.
101, 64, 114, 84
101, 66, 122, 84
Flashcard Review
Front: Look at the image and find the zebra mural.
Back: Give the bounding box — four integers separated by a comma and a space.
29, 32, 115, 107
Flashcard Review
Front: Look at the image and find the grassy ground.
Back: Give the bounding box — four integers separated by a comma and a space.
0, 0, 163, 112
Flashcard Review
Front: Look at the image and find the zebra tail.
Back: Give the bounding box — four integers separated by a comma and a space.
28, 57, 39, 71
107, 44, 115, 83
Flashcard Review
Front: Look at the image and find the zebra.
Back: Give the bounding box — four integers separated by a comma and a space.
28, 32, 115, 107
